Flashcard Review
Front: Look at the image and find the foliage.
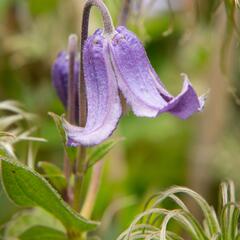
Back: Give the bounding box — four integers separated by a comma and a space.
0, 102, 120, 239
1, 159, 98, 232
0, 100, 45, 159
118, 181, 239, 240
0, 0, 240, 240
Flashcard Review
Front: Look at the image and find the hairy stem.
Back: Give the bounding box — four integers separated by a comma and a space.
81, 0, 115, 38
73, 0, 114, 212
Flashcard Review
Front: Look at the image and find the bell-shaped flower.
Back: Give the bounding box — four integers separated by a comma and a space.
52, 51, 80, 122
63, 26, 205, 147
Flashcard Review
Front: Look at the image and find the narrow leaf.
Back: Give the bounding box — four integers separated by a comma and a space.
48, 113, 66, 142
1, 158, 98, 233
48, 112, 76, 162
19, 225, 67, 240
0, 100, 24, 113
87, 139, 123, 169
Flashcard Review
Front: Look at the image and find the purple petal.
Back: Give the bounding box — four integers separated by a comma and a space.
110, 26, 203, 119
52, 51, 79, 121
159, 74, 203, 119
63, 31, 122, 147
52, 52, 69, 107
110, 27, 168, 117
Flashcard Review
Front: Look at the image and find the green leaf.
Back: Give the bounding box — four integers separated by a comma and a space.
38, 161, 67, 192
87, 139, 123, 169
0, 158, 99, 233
48, 112, 77, 162
19, 226, 68, 240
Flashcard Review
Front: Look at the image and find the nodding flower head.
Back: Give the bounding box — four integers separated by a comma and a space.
62, 26, 205, 147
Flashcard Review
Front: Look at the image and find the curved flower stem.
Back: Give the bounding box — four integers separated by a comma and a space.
81, 0, 115, 39
72, 0, 115, 212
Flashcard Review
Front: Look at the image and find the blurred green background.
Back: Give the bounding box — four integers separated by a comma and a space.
1, 0, 240, 239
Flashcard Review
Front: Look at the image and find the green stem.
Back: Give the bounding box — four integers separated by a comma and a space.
72, 147, 87, 211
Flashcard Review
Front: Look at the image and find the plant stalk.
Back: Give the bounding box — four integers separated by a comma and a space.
72, 0, 115, 211
64, 34, 78, 203
81, 0, 115, 37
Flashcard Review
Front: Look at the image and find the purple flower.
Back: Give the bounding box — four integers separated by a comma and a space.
63, 26, 205, 147
52, 51, 79, 121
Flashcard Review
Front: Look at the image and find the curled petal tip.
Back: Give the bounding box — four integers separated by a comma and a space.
63, 109, 121, 147
180, 73, 208, 113
198, 90, 209, 111
166, 76, 205, 119
180, 73, 190, 82
111, 27, 205, 120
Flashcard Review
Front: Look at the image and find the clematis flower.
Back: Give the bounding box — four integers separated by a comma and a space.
52, 51, 80, 122
62, 26, 205, 147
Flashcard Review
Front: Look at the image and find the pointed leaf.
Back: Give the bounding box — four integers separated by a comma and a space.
48, 112, 66, 141
48, 112, 77, 162
38, 161, 67, 192
0, 158, 99, 233
19, 226, 68, 240
87, 139, 123, 169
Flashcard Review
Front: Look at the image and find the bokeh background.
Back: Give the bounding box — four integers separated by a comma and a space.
1, 0, 240, 239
